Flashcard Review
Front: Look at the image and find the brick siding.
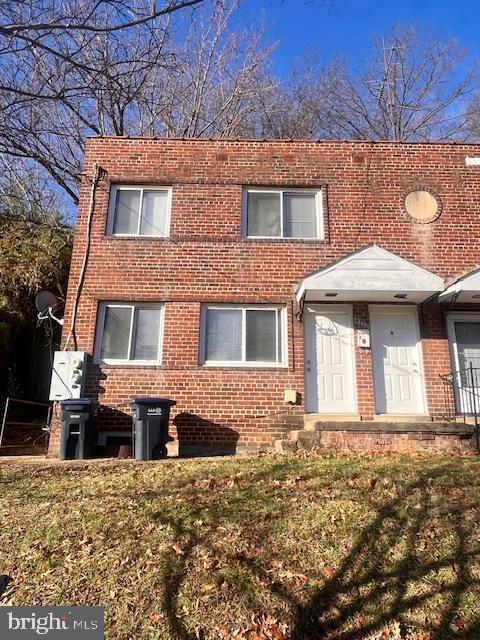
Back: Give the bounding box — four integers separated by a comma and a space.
48, 138, 480, 455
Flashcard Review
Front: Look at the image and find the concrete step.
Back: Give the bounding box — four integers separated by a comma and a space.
303, 413, 361, 430
372, 414, 433, 423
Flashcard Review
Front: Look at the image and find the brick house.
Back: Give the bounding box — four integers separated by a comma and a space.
48, 138, 480, 456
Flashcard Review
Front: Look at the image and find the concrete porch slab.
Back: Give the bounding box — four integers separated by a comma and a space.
373, 415, 433, 423
313, 421, 474, 435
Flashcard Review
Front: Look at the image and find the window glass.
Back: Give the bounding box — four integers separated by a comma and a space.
283, 193, 317, 238
246, 309, 277, 361
246, 189, 321, 239
203, 306, 284, 365
101, 306, 131, 360
140, 190, 169, 236
247, 192, 281, 236
98, 304, 162, 362
131, 308, 161, 360
113, 190, 140, 234
205, 309, 242, 361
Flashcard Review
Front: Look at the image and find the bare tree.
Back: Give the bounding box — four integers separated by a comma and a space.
275, 26, 477, 142
2, 6, 477, 214
0, 1, 206, 37
257, 54, 349, 139
145, 2, 275, 138
326, 27, 477, 141
0, 0, 275, 203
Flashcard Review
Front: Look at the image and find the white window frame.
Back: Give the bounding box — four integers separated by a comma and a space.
200, 304, 287, 367
242, 188, 324, 240
106, 185, 172, 237
94, 302, 165, 365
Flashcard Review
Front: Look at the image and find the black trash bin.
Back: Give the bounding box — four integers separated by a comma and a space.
59, 399, 94, 460
131, 397, 176, 461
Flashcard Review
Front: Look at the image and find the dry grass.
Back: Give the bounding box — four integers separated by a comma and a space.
1, 452, 480, 639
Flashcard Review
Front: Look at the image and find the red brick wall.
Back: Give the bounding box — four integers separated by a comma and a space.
48, 138, 480, 455
318, 430, 474, 453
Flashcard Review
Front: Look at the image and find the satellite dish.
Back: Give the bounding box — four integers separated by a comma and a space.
35, 290, 64, 325
35, 290, 59, 314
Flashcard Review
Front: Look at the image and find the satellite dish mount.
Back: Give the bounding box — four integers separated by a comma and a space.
35, 290, 64, 326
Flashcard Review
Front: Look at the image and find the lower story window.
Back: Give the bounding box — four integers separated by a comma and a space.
95, 303, 164, 364
202, 305, 286, 366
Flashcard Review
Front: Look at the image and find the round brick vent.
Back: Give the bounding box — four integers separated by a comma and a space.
403, 189, 441, 223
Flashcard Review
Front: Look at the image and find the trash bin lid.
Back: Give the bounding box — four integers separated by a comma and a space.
130, 397, 176, 407
60, 398, 92, 407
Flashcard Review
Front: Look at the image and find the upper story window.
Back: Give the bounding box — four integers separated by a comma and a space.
244, 188, 323, 240
107, 185, 172, 237
201, 305, 286, 367
95, 302, 164, 365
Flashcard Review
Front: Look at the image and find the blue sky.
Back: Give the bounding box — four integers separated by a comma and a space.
238, 0, 480, 74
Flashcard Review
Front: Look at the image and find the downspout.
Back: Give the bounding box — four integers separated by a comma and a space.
64, 163, 101, 351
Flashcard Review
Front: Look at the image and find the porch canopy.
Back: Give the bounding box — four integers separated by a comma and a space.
438, 268, 480, 303
296, 245, 444, 304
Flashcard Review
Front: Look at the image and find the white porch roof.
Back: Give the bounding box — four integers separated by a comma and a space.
296, 245, 444, 304
438, 268, 480, 303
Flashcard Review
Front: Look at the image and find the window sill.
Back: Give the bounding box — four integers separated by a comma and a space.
104, 235, 171, 241
96, 362, 163, 369
201, 363, 288, 369
242, 237, 327, 244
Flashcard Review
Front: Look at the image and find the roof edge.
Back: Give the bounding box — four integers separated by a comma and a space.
84, 135, 480, 147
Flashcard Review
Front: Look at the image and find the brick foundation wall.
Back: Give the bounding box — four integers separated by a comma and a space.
318, 430, 474, 454
48, 138, 480, 456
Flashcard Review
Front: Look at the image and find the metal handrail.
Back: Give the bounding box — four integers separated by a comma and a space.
440, 364, 480, 452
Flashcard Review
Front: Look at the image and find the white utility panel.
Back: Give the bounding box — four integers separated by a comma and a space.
49, 351, 86, 401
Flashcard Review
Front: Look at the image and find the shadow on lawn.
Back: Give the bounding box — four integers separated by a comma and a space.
289, 473, 480, 640
155, 460, 480, 640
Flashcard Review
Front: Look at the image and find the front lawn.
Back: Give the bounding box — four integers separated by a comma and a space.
1, 453, 480, 639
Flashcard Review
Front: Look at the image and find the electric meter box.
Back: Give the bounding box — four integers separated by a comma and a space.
49, 351, 87, 401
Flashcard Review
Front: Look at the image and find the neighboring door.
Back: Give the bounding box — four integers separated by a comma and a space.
305, 305, 356, 413
370, 306, 426, 415
447, 315, 480, 413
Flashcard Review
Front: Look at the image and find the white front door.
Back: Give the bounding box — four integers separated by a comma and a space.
370, 306, 426, 415
305, 305, 356, 413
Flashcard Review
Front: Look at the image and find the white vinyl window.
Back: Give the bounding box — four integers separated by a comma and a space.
95, 303, 164, 364
201, 305, 286, 366
107, 185, 172, 237
244, 188, 323, 239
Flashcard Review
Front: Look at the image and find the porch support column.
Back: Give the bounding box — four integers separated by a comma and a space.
352, 303, 376, 419
419, 305, 451, 418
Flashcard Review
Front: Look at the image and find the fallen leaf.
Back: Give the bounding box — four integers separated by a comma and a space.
323, 566, 335, 578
